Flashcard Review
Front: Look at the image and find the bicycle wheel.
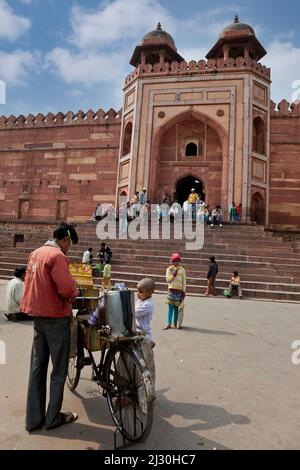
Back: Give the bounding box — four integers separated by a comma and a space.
104, 345, 153, 442
67, 344, 83, 391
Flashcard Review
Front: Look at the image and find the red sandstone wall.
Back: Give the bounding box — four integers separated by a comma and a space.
270, 100, 300, 227
0, 109, 121, 222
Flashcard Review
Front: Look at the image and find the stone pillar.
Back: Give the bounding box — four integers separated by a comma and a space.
244, 46, 250, 60
223, 45, 230, 61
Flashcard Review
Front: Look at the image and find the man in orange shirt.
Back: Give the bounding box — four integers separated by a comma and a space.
22, 222, 79, 432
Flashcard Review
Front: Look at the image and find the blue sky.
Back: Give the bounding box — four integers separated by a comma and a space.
0, 0, 299, 116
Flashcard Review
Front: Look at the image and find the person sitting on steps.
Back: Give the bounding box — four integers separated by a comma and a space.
211, 205, 223, 227
227, 271, 243, 299
5, 267, 31, 322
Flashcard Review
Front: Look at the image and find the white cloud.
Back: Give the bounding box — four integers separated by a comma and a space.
0, 0, 31, 41
70, 0, 175, 49
46, 47, 129, 86
180, 48, 207, 62
0, 49, 39, 86
266, 40, 300, 103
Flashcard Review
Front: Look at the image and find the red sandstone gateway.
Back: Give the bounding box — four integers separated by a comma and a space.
0, 17, 299, 227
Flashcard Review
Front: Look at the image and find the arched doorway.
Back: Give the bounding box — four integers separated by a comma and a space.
150, 109, 227, 210
175, 176, 204, 205
251, 192, 265, 225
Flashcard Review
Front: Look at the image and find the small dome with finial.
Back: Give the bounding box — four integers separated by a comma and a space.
130, 22, 184, 67
142, 22, 176, 50
220, 15, 256, 38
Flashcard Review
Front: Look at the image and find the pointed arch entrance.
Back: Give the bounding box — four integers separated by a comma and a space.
175, 175, 204, 205
150, 109, 228, 209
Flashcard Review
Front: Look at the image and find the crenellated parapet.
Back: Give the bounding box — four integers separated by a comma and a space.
0, 107, 122, 129
271, 100, 300, 117
125, 57, 271, 86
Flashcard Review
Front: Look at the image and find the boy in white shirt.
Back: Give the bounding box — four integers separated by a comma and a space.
135, 278, 155, 347
135, 278, 156, 402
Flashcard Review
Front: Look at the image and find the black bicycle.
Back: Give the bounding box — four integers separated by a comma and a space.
67, 298, 154, 444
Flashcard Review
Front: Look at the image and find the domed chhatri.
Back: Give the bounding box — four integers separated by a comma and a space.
206, 15, 266, 61
130, 22, 184, 67
142, 22, 176, 50
221, 15, 256, 38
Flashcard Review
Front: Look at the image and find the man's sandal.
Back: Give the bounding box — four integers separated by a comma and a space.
60, 412, 78, 426
45, 412, 78, 430
163, 325, 171, 330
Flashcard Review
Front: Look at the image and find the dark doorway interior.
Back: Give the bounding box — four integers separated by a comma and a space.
251, 192, 266, 225
175, 176, 204, 206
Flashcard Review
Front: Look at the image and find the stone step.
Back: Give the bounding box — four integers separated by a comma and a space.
1, 257, 299, 284
1, 222, 299, 303
73, 231, 291, 244
16, 234, 293, 250
107, 260, 297, 283
8, 238, 300, 259
99, 269, 300, 292
5, 245, 300, 264
1, 262, 299, 294
3, 251, 300, 275
94, 276, 300, 302
0, 269, 298, 301
3, 248, 300, 273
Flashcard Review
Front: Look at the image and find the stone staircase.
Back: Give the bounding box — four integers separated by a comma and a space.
0, 222, 300, 302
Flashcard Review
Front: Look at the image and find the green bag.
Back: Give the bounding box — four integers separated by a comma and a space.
224, 289, 230, 297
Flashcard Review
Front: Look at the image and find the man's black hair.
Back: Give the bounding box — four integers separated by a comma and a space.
233, 271, 239, 276
14, 266, 26, 278
88, 247, 93, 252
53, 222, 78, 244
209, 256, 216, 262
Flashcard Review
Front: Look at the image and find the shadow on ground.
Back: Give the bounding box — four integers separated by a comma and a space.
30, 387, 250, 450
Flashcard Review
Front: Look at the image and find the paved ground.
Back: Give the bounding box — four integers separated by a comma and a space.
0, 278, 300, 450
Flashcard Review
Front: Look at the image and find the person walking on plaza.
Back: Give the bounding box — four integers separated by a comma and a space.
5, 267, 30, 322
164, 253, 186, 330
205, 256, 219, 296
21, 222, 79, 432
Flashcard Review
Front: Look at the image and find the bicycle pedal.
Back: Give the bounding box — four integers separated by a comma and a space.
79, 357, 92, 367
